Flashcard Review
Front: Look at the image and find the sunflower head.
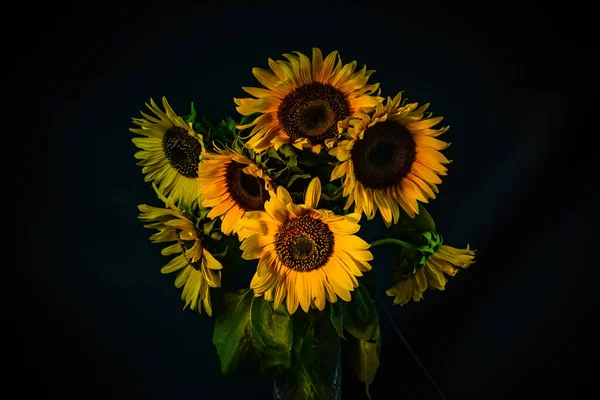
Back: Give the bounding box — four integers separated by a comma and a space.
234, 48, 383, 154
385, 232, 476, 306
238, 177, 373, 314
330, 93, 451, 227
131, 97, 205, 208
198, 147, 275, 239
138, 185, 223, 316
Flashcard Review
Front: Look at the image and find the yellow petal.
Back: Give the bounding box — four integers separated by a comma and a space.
286, 272, 300, 314
161, 255, 187, 274
309, 273, 326, 311
297, 273, 311, 313
202, 249, 223, 270
304, 177, 322, 209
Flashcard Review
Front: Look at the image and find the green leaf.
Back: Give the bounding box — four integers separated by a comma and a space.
267, 147, 285, 162
287, 173, 311, 188
212, 289, 255, 374
329, 302, 345, 339
389, 204, 436, 237
250, 295, 293, 376
212, 289, 293, 377
279, 144, 296, 159
354, 326, 381, 400
343, 284, 379, 340
181, 102, 197, 124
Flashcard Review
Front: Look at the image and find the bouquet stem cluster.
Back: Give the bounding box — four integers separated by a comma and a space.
131, 48, 475, 399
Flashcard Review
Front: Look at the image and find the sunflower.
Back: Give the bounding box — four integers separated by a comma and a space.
138, 186, 222, 316
330, 93, 451, 227
386, 243, 475, 306
198, 147, 275, 240
234, 48, 383, 154
238, 177, 373, 314
131, 97, 204, 207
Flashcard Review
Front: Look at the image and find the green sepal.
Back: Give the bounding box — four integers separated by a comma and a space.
202, 218, 217, 236
343, 284, 379, 341
353, 326, 381, 400
420, 231, 443, 252
181, 102, 197, 124
413, 231, 443, 266
218, 116, 238, 136
210, 230, 223, 241
212, 289, 293, 377
390, 231, 445, 281
197, 206, 211, 220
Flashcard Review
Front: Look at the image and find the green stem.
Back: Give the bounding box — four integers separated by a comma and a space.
370, 238, 416, 250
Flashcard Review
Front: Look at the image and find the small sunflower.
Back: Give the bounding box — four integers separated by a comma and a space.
330, 93, 451, 227
386, 242, 475, 306
238, 177, 373, 314
138, 186, 222, 316
234, 48, 383, 154
131, 97, 204, 207
198, 147, 275, 240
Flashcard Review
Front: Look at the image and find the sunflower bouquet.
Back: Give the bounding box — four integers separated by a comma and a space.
131, 48, 475, 399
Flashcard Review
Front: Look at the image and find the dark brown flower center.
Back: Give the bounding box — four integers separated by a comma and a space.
277, 83, 350, 144
162, 126, 202, 178
351, 120, 416, 190
176, 231, 201, 271
225, 161, 269, 211
275, 215, 334, 272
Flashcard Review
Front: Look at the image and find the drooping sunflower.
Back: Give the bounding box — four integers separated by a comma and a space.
386, 242, 475, 306
238, 177, 373, 314
330, 93, 451, 227
234, 48, 383, 154
138, 186, 222, 316
198, 147, 275, 240
131, 97, 204, 207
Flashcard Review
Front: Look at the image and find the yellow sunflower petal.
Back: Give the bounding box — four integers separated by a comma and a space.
304, 177, 322, 209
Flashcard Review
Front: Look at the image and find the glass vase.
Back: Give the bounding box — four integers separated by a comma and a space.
273, 334, 342, 400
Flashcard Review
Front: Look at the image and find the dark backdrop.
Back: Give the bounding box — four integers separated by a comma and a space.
21, 1, 595, 399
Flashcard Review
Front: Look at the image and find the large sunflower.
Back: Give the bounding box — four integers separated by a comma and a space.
234, 48, 383, 154
198, 147, 275, 240
138, 186, 222, 315
386, 242, 475, 306
330, 93, 451, 227
131, 97, 204, 207
238, 177, 373, 314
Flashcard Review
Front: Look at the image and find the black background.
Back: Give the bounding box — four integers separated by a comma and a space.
19, 1, 595, 399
